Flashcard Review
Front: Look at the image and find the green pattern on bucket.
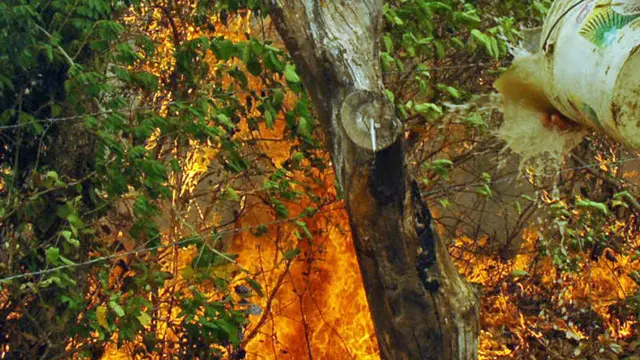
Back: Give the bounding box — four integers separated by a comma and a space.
579, 1, 640, 48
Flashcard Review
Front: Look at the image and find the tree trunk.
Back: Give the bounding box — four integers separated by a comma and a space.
268, 1, 479, 359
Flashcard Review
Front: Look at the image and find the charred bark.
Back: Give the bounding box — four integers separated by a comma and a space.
268, 1, 479, 359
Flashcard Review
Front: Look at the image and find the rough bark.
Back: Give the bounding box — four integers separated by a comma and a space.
268, 1, 479, 359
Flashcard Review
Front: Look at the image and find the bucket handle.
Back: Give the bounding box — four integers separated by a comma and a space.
542, 0, 588, 51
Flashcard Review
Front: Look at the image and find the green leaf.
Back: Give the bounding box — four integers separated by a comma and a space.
434, 40, 445, 59
511, 269, 529, 278
60, 255, 75, 266
223, 187, 240, 201
521, 194, 535, 202
45, 247, 75, 266
265, 108, 275, 128
46, 247, 60, 265
61, 230, 80, 248
383, 35, 393, 52
212, 39, 236, 60
217, 114, 235, 129
44, 44, 53, 62
67, 213, 84, 235
244, 278, 264, 297
170, 159, 181, 172
514, 201, 522, 215
384, 89, 395, 103
42, 170, 60, 188
297, 117, 312, 138
272, 198, 288, 218
131, 71, 158, 91
423, 159, 453, 180
437, 84, 460, 98
284, 64, 301, 84
414, 103, 443, 116
265, 51, 283, 72
283, 248, 300, 260
464, 113, 486, 128
477, 184, 492, 197
137, 311, 152, 326
216, 318, 241, 345
109, 301, 125, 317
576, 199, 609, 215
295, 220, 312, 239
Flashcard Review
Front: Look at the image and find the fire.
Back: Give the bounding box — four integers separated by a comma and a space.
216, 94, 379, 358
455, 226, 640, 359
231, 171, 379, 359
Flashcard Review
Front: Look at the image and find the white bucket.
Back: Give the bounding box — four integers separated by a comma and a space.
541, 0, 640, 149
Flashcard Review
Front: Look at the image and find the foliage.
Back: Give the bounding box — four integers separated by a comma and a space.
0, 0, 318, 358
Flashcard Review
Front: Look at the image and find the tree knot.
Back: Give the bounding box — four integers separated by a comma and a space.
340, 90, 401, 152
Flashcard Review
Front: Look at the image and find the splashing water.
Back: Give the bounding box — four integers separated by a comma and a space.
494, 53, 586, 175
